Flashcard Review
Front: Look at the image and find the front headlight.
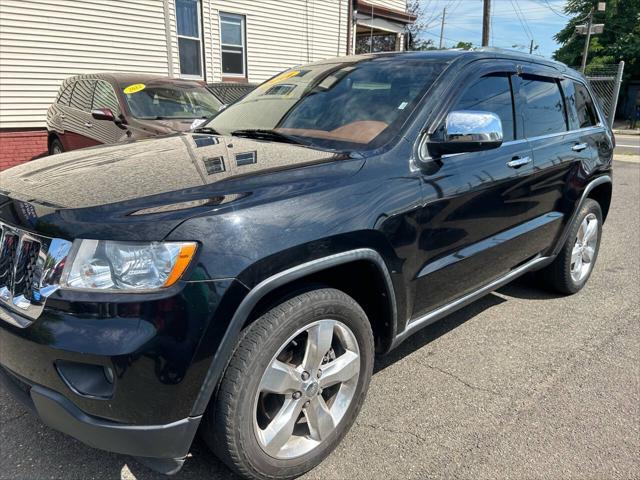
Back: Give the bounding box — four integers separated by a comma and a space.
61, 240, 197, 291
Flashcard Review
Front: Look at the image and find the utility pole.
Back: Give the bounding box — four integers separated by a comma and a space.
481, 0, 491, 47
529, 39, 534, 54
580, 8, 594, 72
439, 7, 446, 49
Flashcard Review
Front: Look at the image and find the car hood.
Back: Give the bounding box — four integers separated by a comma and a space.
0, 133, 363, 240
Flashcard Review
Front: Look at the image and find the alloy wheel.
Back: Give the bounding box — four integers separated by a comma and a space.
570, 213, 598, 282
253, 319, 360, 459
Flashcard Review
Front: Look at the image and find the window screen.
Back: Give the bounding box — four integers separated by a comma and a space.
453, 73, 515, 142
520, 76, 567, 138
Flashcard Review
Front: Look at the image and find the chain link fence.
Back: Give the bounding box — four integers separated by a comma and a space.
576, 62, 625, 127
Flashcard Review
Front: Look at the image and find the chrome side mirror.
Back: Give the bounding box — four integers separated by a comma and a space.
424, 110, 503, 159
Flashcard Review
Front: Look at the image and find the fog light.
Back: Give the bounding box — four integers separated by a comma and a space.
103, 366, 114, 384
56, 360, 114, 399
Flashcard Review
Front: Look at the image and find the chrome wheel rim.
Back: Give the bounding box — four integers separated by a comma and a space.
571, 213, 598, 282
253, 319, 360, 459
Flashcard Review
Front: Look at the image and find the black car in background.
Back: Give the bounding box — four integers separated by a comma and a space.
46, 73, 223, 154
1, 50, 613, 480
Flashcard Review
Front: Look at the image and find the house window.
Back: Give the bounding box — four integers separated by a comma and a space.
220, 13, 246, 77
176, 0, 203, 77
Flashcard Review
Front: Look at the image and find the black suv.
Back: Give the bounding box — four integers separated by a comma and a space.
0, 51, 613, 480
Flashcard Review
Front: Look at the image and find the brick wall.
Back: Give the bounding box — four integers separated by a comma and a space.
0, 129, 48, 171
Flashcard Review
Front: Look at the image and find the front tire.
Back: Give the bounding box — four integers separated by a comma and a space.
49, 137, 64, 155
541, 198, 603, 294
202, 288, 374, 480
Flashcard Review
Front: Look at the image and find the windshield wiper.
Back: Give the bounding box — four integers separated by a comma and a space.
230, 129, 306, 145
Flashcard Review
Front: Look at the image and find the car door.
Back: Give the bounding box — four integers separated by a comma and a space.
64, 79, 101, 151
91, 80, 128, 145
412, 68, 542, 317
517, 70, 595, 244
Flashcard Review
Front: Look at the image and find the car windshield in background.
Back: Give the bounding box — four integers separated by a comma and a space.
205, 57, 446, 149
123, 84, 222, 120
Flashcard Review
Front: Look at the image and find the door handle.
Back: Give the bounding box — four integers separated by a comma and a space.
507, 156, 531, 168
571, 143, 588, 152
84, 122, 93, 128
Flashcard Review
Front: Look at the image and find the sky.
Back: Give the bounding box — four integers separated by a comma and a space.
416, 0, 572, 58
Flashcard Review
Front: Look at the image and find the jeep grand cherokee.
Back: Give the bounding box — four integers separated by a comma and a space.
0, 50, 613, 480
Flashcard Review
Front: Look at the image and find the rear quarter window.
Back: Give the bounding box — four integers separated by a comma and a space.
57, 83, 73, 105
69, 80, 95, 112
563, 79, 599, 129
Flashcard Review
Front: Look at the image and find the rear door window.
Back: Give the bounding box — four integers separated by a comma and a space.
69, 80, 95, 112
92, 80, 121, 116
453, 73, 515, 142
520, 76, 567, 138
58, 83, 73, 105
563, 79, 598, 129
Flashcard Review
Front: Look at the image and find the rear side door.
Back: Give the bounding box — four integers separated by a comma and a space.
518, 71, 595, 244
65, 79, 101, 151
413, 67, 540, 317
91, 80, 128, 144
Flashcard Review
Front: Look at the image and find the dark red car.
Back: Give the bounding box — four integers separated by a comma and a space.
46, 73, 223, 154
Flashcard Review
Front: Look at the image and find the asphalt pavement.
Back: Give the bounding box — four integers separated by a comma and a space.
1, 160, 639, 480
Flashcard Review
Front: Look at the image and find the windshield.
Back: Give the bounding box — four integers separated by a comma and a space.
205, 57, 446, 149
123, 83, 222, 120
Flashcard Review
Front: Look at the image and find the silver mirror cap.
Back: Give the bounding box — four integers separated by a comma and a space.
444, 110, 504, 144
420, 110, 504, 161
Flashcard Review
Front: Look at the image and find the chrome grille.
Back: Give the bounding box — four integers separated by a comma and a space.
0, 221, 73, 326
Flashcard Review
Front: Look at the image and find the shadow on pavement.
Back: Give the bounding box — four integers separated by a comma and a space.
374, 291, 507, 374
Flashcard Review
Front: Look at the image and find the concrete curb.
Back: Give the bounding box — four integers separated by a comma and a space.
613, 129, 640, 136
614, 155, 640, 164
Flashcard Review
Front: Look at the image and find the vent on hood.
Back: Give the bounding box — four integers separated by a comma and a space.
203, 156, 225, 175
235, 151, 257, 166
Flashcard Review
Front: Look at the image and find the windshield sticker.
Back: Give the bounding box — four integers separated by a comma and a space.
123, 83, 146, 94
398, 101, 409, 110
190, 118, 206, 129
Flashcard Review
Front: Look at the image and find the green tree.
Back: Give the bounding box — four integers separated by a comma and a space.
553, 0, 640, 79
454, 41, 473, 50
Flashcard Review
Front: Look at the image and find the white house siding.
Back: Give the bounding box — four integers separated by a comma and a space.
0, 0, 174, 129
207, 0, 349, 84
366, 0, 408, 12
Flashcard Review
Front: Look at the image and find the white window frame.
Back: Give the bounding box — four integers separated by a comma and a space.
175, 0, 204, 79
219, 12, 247, 78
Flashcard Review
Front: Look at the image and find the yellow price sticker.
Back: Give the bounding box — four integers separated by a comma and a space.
123, 83, 146, 94
266, 70, 300, 86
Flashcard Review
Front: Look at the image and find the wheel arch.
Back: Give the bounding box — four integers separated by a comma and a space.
552, 174, 612, 256
189, 248, 397, 417
586, 181, 612, 221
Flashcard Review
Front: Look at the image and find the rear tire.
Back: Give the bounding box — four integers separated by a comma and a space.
540, 198, 602, 294
202, 288, 374, 480
49, 138, 64, 155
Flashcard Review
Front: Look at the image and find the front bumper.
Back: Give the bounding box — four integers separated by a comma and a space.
0, 277, 248, 471
0, 365, 200, 462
